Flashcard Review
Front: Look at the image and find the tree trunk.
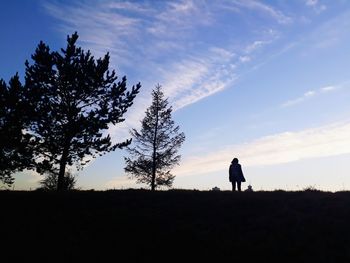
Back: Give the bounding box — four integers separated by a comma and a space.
57, 143, 69, 191
151, 98, 159, 191
151, 137, 157, 191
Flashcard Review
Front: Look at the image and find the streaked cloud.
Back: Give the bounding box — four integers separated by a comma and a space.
239, 56, 251, 63
306, 10, 350, 50
281, 85, 338, 108
43, 0, 285, 119
245, 40, 268, 53
305, 0, 327, 13
281, 90, 316, 107
43, 1, 143, 67
147, 0, 213, 37
320, 85, 337, 92
221, 0, 292, 24
160, 55, 237, 111
173, 120, 350, 177
209, 47, 236, 60
41, 0, 345, 146
305, 0, 319, 6
106, 1, 154, 13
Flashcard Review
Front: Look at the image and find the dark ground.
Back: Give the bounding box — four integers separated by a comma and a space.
2, 189, 350, 262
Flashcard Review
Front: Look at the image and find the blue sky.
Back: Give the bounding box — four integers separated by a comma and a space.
2, 0, 350, 191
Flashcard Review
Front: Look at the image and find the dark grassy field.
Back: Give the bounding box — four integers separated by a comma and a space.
2, 189, 350, 262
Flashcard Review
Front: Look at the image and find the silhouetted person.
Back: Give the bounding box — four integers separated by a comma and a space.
229, 158, 246, 191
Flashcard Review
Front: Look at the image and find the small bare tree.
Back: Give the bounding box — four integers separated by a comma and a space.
39, 170, 77, 191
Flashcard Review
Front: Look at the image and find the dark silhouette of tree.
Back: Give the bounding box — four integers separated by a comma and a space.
0, 74, 33, 186
124, 85, 185, 191
39, 170, 77, 191
25, 32, 141, 191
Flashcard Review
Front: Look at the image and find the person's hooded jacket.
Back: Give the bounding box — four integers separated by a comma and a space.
229, 162, 246, 182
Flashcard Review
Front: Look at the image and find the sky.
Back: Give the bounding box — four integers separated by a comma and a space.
1, 0, 350, 191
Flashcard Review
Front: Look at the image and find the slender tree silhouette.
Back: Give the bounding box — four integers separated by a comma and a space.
25, 32, 140, 191
124, 85, 185, 191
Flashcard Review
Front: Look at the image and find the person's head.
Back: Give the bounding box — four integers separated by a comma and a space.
232, 158, 238, 164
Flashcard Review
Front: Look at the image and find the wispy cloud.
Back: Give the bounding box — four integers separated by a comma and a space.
305, 0, 318, 6
281, 85, 338, 108
43, 1, 144, 67
221, 0, 292, 24
245, 40, 270, 53
209, 47, 236, 60
281, 90, 317, 107
160, 55, 237, 110
147, 0, 213, 37
42, 1, 251, 157
42, 0, 296, 150
106, 1, 154, 13
43, 0, 286, 116
239, 56, 251, 63
173, 120, 350, 177
305, 10, 350, 50
305, 0, 327, 13
320, 85, 336, 92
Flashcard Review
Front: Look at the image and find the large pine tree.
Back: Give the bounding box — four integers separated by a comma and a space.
124, 85, 185, 191
25, 32, 140, 191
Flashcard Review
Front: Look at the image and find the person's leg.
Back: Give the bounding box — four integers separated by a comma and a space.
237, 182, 241, 192
232, 181, 236, 191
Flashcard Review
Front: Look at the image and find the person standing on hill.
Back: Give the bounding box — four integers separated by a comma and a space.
229, 158, 246, 192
